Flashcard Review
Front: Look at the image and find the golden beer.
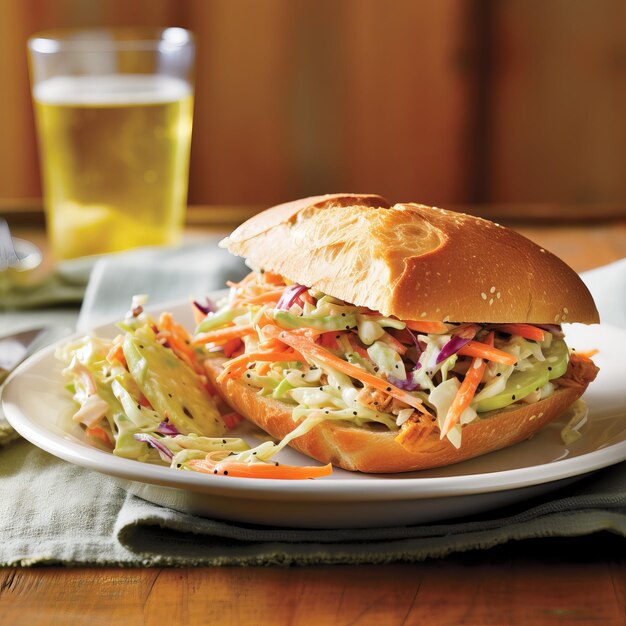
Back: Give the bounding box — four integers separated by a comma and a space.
33, 74, 193, 259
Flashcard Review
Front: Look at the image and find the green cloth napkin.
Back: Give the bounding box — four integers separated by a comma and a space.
0, 272, 85, 310
0, 251, 625, 567
1, 438, 625, 567
76, 237, 248, 330
0, 256, 90, 311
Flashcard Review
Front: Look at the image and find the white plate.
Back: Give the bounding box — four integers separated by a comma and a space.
3, 301, 626, 528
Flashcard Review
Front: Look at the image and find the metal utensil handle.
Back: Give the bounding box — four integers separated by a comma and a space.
0, 218, 20, 270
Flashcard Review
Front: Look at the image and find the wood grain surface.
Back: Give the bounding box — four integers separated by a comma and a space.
4, 1, 626, 207
0, 537, 625, 625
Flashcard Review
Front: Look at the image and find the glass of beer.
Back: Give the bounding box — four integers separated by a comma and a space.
27, 28, 195, 260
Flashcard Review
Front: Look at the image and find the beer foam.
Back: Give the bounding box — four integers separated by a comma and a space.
34, 74, 191, 105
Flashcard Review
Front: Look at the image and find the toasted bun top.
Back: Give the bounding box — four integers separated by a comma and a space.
221, 194, 599, 324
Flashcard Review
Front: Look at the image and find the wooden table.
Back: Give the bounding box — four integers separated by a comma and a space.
1, 205, 625, 626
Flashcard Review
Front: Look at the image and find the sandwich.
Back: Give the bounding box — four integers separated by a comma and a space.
195, 194, 599, 473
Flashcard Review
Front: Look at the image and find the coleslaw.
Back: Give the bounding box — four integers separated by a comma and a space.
56, 296, 331, 479
196, 270, 573, 450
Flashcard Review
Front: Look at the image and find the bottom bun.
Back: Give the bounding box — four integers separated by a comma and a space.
204, 354, 599, 473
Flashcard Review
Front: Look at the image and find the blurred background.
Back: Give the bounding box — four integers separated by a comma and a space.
1, 0, 626, 214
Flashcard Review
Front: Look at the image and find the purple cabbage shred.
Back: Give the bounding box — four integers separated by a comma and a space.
436, 335, 471, 364
134, 433, 174, 462
535, 323, 564, 337
276, 284, 308, 310
156, 419, 179, 436
388, 374, 420, 391
405, 327, 423, 359
192, 298, 218, 316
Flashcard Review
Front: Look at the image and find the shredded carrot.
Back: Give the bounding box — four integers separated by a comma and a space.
222, 338, 243, 358
258, 337, 287, 352
138, 395, 152, 408
216, 353, 258, 380
106, 341, 126, 367
440, 357, 486, 438
405, 320, 449, 334
167, 340, 202, 375
218, 349, 305, 382
290, 326, 326, 338
159, 312, 195, 352
440, 332, 493, 438
235, 289, 285, 306
226, 272, 256, 289
85, 426, 113, 448
261, 271, 284, 285
257, 362, 272, 375
221, 411, 245, 430
457, 340, 517, 365
193, 324, 255, 346
252, 310, 274, 329
264, 326, 431, 414
188, 458, 332, 479
347, 335, 370, 360
191, 300, 210, 325
157, 312, 206, 375
492, 323, 545, 342
302, 290, 316, 305
380, 331, 408, 355
575, 348, 599, 359
192, 309, 204, 325
163, 332, 196, 363
159, 312, 192, 342
450, 323, 481, 339
167, 333, 195, 359
319, 332, 340, 350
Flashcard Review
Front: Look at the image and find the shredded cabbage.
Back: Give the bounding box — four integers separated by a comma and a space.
367, 341, 407, 380
560, 400, 589, 445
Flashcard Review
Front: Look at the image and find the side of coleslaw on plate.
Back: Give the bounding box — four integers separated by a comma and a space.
56, 295, 331, 480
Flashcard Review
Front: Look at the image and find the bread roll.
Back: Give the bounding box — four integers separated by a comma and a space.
221, 194, 599, 324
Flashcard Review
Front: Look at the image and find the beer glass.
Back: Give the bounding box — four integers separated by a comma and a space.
28, 28, 195, 260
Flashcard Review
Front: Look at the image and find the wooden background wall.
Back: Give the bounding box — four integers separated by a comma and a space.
1, 0, 625, 209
